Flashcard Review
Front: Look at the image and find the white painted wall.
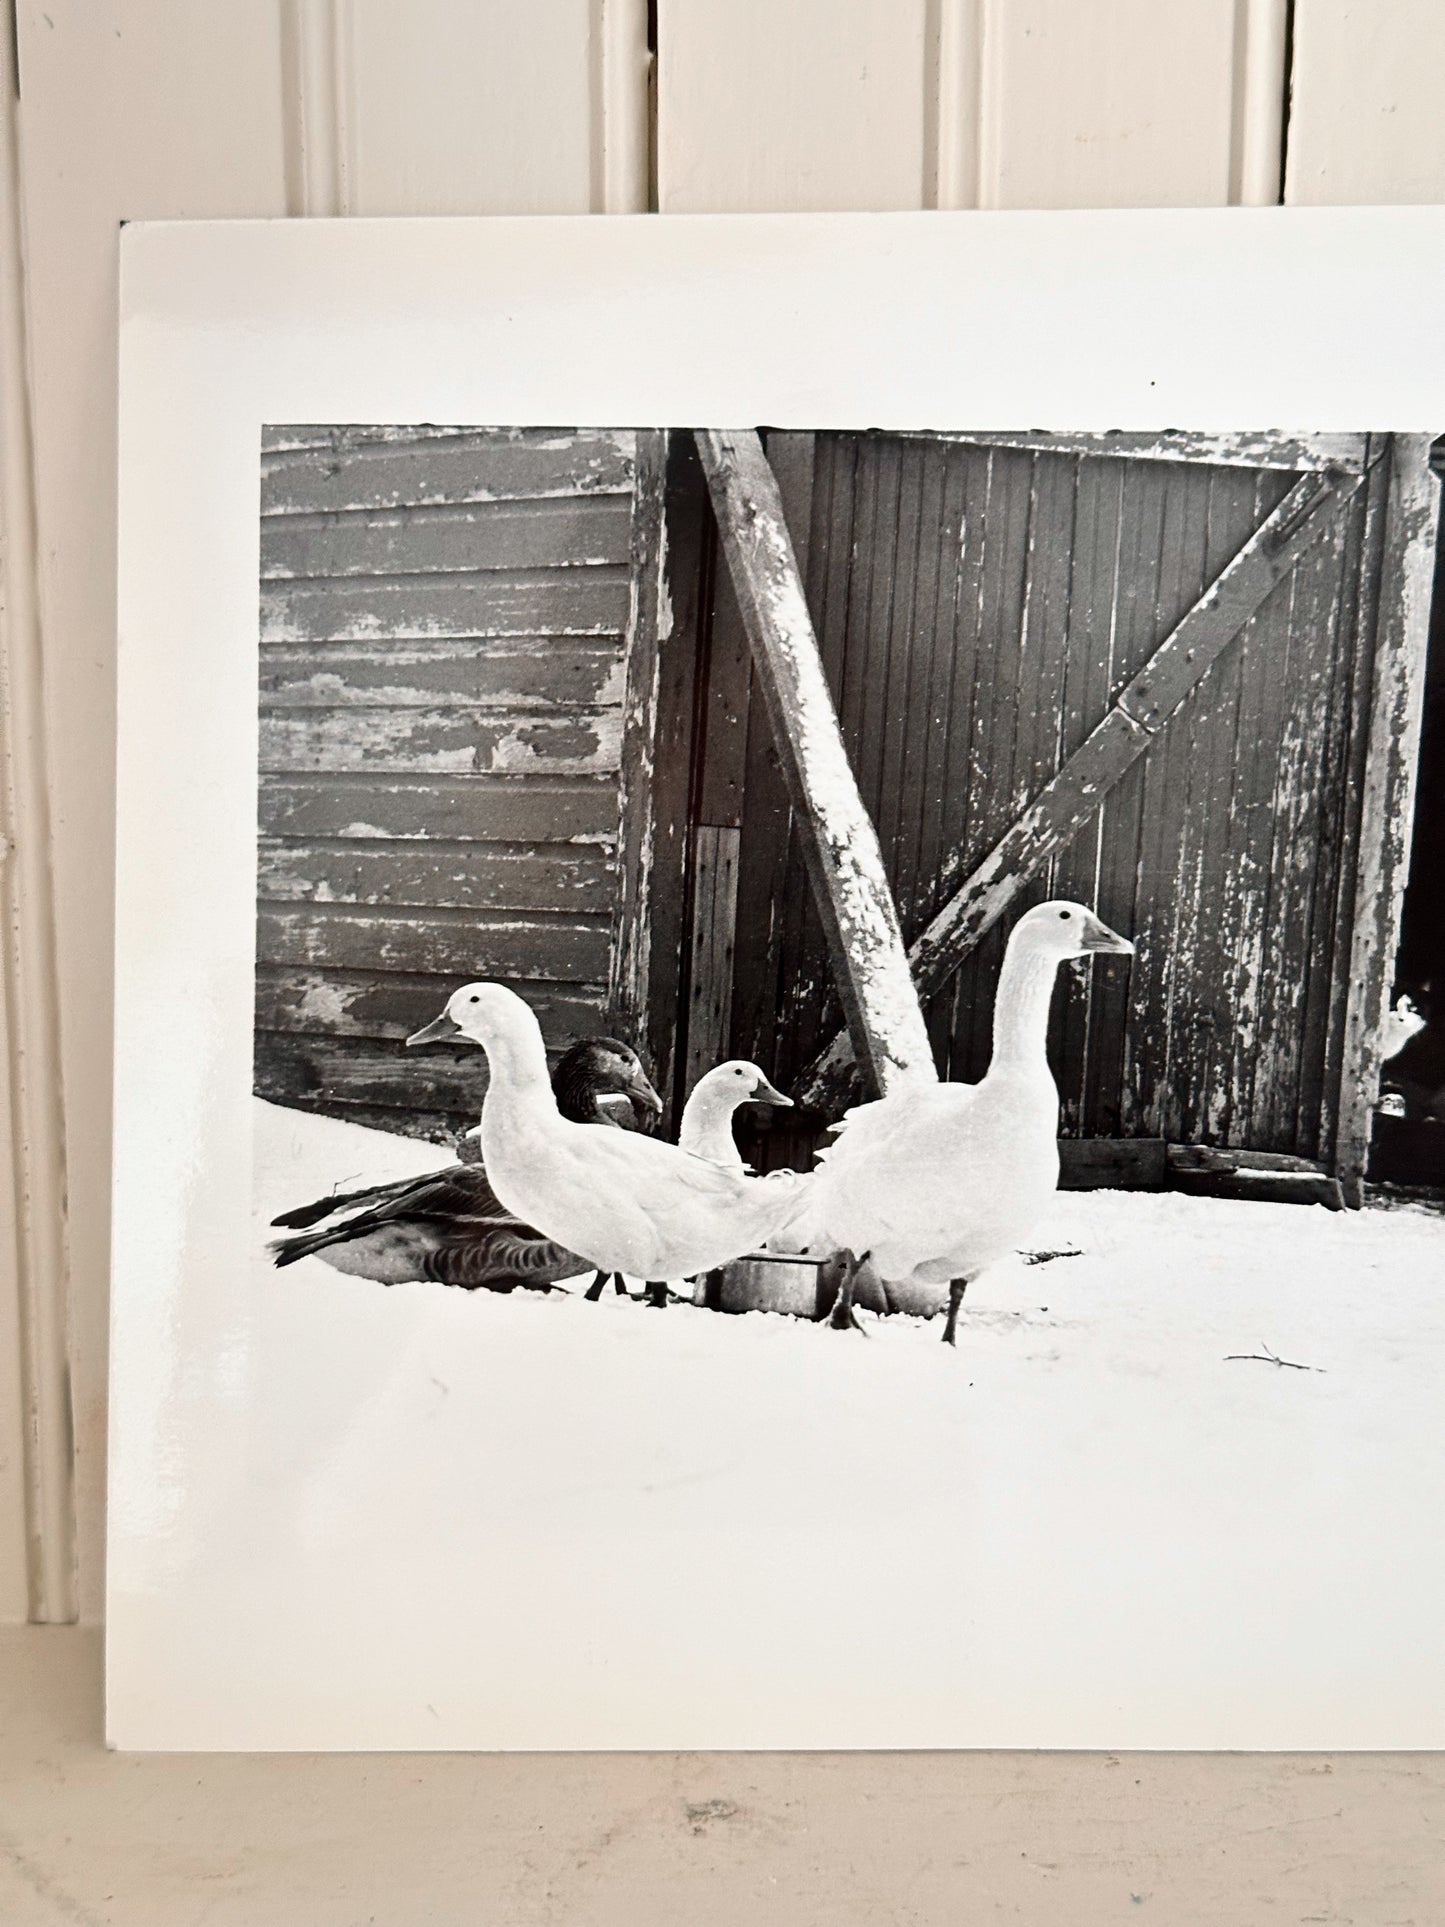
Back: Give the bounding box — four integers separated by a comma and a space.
0, 0, 1440, 1641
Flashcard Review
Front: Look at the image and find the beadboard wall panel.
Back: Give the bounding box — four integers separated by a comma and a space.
976, 0, 1268, 208
291, 0, 648, 218
1286, 0, 1445, 203
657, 0, 931, 212
659, 0, 1288, 214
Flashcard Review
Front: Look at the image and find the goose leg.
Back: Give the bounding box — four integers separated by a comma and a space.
584, 1269, 609, 1302
612, 1272, 629, 1296
828, 1250, 869, 1333
942, 1277, 969, 1347
645, 1280, 668, 1309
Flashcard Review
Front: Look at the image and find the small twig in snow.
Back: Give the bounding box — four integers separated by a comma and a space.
1224, 1343, 1324, 1373
1021, 1246, 1083, 1267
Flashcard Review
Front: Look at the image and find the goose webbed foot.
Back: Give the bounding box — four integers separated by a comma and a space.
826, 1250, 871, 1335
584, 1270, 633, 1301
942, 1277, 969, 1347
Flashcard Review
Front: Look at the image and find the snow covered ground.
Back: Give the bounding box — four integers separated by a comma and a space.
108, 1098, 1445, 1751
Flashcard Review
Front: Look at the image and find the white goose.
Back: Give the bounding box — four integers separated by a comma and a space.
584, 1058, 793, 1302
679, 1059, 792, 1170
407, 985, 808, 1288
801, 900, 1133, 1344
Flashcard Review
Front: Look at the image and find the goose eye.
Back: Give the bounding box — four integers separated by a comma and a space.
1059, 910, 1071, 921
469, 994, 480, 1003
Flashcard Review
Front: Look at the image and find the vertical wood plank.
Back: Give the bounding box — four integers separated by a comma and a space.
638, 431, 709, 1124
683, 825, 741, 1097
609, 431, 668, 1063
1318, 448, 1390, 1167
1286, 0, 1445, 203
1298, 484, 1370, 1158
657, 0, 930, 211
1335, 437, 1440, 1201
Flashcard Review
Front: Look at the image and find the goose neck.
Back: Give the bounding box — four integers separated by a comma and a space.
682, 1085, 742, 1152
477, 1019, 554, 1111
990, 948, 1062, 1076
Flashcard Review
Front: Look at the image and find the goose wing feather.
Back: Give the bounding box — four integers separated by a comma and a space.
485, 1118, 807, 1277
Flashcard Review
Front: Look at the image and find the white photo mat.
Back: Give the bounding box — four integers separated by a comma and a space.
112, 208, 1445, 1750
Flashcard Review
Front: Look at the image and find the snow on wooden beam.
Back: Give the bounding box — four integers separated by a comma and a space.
796, 465, 1355, 1112
904, 430, 1369, 473
695, 429, 935, 1100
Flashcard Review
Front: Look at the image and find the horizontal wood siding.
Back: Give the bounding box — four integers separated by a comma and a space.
256, 425, 638, 1138
720, 432, 1381, 1166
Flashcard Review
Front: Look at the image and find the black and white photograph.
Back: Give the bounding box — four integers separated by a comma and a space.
104, 211, 1445, 1755
256, 423, 1442, 1299
250, 415, 1445, 1713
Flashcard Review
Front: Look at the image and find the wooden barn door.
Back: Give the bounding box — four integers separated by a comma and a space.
254, 425, 666, 1142
677, 430, 1435, 1195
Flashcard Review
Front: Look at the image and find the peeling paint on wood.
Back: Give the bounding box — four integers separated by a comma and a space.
258, 906, 611, 981
795, 465, 1352, 1111
256, 1033, 493, 1114
1335, 435, 1441, 1201
259, 707, 623, 776
259, 496, 633, 578
256, 425, 650, 1136
607, 430, 668, 1058
260, 425, 635, 512
706, 429, 1421, 1184
256, 839, 615, 913
260, 569, 631, 641
259, 773, 619, 844
259, 639, 627, 710
917, 429, 1370, 473
255, 968, 607, 1043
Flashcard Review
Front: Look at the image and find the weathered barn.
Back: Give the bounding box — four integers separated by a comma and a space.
255, 425, 663, 1138
256, 425, 1439, 1201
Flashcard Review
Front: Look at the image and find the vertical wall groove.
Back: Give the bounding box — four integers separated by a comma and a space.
932, 0, 983, 208
0, 0, 75, 1624
1229, 0, 1289, 204
599, 0, 651, 212
280, 0, 350, 217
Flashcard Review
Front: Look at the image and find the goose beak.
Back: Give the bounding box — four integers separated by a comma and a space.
406, 1011, 465, 1047
1081, 914, 1134, 957
623, 1065, 664, 1115
751, 1073, 793, 1107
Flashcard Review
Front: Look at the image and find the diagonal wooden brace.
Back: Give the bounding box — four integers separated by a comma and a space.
695, 429, 935, 1099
